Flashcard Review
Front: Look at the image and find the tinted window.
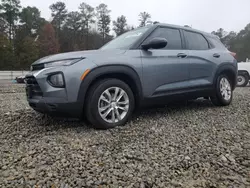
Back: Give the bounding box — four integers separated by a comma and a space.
101, 26, 150, 50
208, 36, 227, 49
145, 27, 182, 49
184, 31, 209, 50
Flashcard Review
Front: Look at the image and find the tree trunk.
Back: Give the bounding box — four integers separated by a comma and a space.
102, 31, 105, 45
86, 23, 89, 50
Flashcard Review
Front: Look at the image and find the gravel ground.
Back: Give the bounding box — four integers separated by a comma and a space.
0, 83, 250, 188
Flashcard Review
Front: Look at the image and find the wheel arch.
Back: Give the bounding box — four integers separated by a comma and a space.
238, 70, 250, 78
214, 64, 237, 90
77, 65, 143, 110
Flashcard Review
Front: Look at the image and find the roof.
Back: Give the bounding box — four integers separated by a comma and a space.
153, 23, 214, 37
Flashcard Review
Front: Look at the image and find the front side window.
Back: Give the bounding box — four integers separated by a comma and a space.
100, 27, 150, 50
144, 27, 182, 50
184, 31, 209, 50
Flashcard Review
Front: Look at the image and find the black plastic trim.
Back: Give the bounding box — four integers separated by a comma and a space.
47, 71, 66, 88
214, 63, 237, 90
238, 70, 250, 78
130, 25, 158, 49
77, 65, 143, 108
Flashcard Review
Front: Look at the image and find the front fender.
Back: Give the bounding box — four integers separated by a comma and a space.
77, 65, 143, 108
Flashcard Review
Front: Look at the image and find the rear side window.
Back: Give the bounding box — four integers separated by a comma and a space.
184, 31, 209, 50
208, 36, 227, 49
145, 27, 182, 50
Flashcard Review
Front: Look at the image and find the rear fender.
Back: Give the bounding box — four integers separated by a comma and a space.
214, 63, 237, 90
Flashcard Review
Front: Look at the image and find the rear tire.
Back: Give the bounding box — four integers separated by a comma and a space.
85, 78, 135, 129
237, 73, 249, 87
210, 74, 233, 106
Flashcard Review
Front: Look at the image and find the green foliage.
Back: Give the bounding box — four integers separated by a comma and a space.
0, 34, 16, 69
19, 6, 46, 36
113, 15, 128, 36
16, 36, 39, 69
50, 1, 67, 40
139, 12, 151, 27
79, 2, 95, 49
212, 25, 250, 62
62, 12, 82, 52
65, 11, 81, 31
96, 3, 111, 44
211, 28, 227, 39
0, 0, 21, 42
79, 2, 95, 30
0, 17, 8, 34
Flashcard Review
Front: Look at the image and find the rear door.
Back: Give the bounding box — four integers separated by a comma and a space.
141, 26, 189, 97
183, 30, 217, 88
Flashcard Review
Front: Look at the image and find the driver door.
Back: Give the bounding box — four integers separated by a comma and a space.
141, 26, 189, 97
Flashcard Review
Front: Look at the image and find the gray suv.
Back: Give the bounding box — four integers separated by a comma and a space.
25, 23, 237, 129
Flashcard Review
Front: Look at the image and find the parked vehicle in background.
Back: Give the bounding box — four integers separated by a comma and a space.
15, 76, 25, 84
237, 61, 250, 87
25, 23, 238, 129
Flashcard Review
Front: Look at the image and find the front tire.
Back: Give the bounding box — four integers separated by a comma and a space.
210, 75, 233, 106
85, 79, 135, 129
237, 73, 249, 87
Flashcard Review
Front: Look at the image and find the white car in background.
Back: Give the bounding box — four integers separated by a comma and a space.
237, 61, 250, 87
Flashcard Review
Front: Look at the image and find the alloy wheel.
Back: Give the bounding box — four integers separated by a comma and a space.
220, 77, 232, 101
98, 87, 129, 123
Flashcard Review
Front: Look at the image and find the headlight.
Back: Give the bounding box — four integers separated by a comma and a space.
47, 73, 65, 87
44, 59, 82, 68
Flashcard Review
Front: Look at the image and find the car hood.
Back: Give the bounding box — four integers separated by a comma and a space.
32, 49, 126, 65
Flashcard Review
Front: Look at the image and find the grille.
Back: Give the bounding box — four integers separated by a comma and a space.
25, 76, 43, 98
32, 64, 44, 71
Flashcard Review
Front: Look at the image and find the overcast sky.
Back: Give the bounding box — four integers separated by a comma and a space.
21, 0, 250, 33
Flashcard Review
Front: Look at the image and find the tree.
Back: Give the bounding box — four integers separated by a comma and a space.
232, 23, 250, 61
49, 1, 67, 38
0, 0, 21, 44
38, 23, 59, 57
211, 28, 227, 40
16, 36, 39, 69
127, 25, 135, 31
19, 6, 46, 36
113, 15, 127, 36
222, 31, 237, 48
63, 11, 81, 51
139, 12, 151, 27
65, 11, 81, 32
79, 2, 95, 49
96, 3, 111, 44
0, 17, 8, 35
0, 34, 16, 70
212, 24, 250, 62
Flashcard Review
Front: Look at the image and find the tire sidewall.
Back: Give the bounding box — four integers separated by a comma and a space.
237, 74, 248, 87
89, 79, 135, 129
215, 75, 233, 105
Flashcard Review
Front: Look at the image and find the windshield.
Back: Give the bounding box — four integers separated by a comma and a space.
100, 27, 150, 50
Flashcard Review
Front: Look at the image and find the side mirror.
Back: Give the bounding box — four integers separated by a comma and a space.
141, 37, 168, 50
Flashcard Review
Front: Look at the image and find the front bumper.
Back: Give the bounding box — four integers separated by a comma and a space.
27, 97, 82, 118
25, 68, 83, 118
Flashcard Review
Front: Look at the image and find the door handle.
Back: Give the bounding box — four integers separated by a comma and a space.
177, 53, 187, 58
213, 53, 220, 58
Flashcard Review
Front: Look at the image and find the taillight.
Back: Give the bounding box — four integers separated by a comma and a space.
229, 51, 236, 58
